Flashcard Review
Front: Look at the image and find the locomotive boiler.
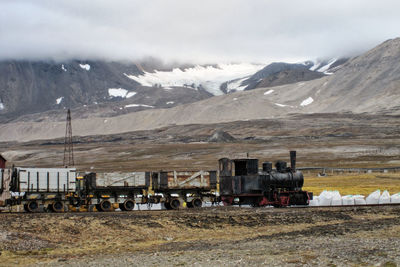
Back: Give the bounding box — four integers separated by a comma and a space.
219, 151, 312, 207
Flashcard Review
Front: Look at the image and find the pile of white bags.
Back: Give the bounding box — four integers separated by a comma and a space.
366, 190, 380, 204
391, 193, 400, 203
379, 190, 391, 204
318, 190, 342, 206
311, 189, 398, 206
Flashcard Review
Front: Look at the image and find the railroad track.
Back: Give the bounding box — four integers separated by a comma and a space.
2, 202, 400, 214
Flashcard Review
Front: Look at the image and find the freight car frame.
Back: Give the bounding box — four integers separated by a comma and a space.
151, 170, 218, 209
69, 172, 151, 212
4, 167, 77, 212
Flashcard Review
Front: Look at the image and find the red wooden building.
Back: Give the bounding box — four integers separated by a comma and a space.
0, 154, 6, 169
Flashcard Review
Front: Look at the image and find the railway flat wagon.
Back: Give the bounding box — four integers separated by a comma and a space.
151, 170, 217, 209
77, 172, 150, 212
1, 167, 77, 212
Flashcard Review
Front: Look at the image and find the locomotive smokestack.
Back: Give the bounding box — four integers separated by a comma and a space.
290, 151, 296, 172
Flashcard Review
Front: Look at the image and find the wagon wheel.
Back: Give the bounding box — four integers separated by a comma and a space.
98, 199, 112, 212
51, 201, 64, 212
26, 201, 39, 212
170, 199, 181, 210
191, 198, 202, 208
120, 199, 135, 211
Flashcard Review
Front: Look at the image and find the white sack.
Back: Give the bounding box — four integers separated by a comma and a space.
331, 191, 342, 206
353, 195, 366, 205
342, 195, 355, 205
391, 193, 400, 203
318, 190, 332, 206
379, 190, 390, 204
309, 198, 319, 206
366, 190, 380, 204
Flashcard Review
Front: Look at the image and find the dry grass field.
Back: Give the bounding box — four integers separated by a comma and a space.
304, 173, 400, 196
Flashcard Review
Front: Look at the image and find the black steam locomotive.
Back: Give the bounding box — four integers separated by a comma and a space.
219, 151, 311, 207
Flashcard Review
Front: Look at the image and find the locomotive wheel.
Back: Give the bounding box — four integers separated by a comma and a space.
119, 199, 135, 211
51, 201, 64, 212
164, 201, 172, 210
170, 199, 181, 210
191, 198, 202, 208
26, 201, 39, 212
98, 199, 112, 212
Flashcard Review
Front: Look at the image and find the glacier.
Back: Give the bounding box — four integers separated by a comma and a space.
124, 63, 264, 96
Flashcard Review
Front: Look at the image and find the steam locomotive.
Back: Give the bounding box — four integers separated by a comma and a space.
219, 151, 311, 207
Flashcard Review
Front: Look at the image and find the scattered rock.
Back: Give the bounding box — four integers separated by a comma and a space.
208, 130, 236, 142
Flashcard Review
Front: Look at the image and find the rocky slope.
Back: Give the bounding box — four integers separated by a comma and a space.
0, 60, 212, 118
0, 38, 399, 142
0, 59, 345, 119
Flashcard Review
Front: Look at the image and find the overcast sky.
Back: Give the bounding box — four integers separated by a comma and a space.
1, 0, 400, 64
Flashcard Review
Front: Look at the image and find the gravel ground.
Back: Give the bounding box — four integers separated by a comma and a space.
0, 206, 399, 266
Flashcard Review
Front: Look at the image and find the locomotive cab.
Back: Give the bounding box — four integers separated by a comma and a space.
219, 158, 259, 176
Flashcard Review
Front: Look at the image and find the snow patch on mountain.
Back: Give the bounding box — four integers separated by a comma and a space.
108, 88, 128, 98
56, 97, 64, 105
226, 77, 248, 92
79, 64, 91, 71
124, 63, 264, 95
125, 104, 154, 108
318, 58, 337, 74
0, 102, 4, 110
308, 58, 338, 74
264, 89, 274, 95
126, 92, 137, 98
309, 62, 321, 71
107, 88, 137, 99
275, 103, 288, 107
300, 97, 314, 106
61, 64, 67, 72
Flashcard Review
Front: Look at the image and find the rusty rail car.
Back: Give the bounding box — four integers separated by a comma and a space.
0, 167, 218, 212
151, 170, 217, 209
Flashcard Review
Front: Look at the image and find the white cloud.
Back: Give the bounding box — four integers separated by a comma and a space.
1, 1, 400, 63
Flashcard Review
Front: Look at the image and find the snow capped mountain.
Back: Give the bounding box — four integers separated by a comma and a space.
124, 63, 265, 95
0, 57, 348, 119
309, 58, 349, 74
3, 37, 400, 142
